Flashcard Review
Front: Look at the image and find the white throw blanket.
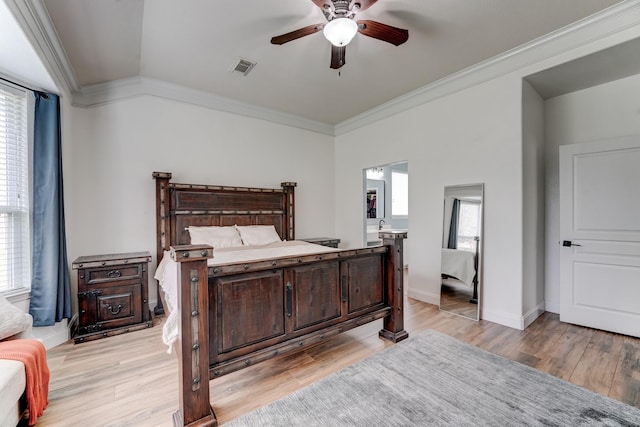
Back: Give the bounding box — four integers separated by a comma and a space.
441, 248, 476, 287
154, 241, 338, 353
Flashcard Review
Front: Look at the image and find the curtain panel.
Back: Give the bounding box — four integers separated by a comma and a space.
29, 93, 71, 326
447, 198, 460, 250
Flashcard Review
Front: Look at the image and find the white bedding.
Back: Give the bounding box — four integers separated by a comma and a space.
441, 248, 476, 288
154, 240, 338, 352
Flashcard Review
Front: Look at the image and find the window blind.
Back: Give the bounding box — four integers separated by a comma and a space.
0, 83, 30, 293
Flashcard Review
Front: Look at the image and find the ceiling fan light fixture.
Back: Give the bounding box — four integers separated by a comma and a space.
323, 17, 358, 46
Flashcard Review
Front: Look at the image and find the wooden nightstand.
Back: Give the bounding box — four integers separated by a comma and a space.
72, 251, 152, 343
299, 237, 341, 248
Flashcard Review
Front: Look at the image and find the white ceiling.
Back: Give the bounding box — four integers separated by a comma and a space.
0, 0, 55, 91
26, 1, 628, 124
525, 36, 640, 99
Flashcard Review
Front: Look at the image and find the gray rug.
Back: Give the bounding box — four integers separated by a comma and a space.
225, 329, 640, 426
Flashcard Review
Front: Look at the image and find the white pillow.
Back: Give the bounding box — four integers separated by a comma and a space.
0, 295, 32, 340
188, 225, 243, 249
236, 225, 283, 246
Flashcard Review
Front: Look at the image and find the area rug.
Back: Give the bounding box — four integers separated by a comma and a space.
225, 329, 640, 426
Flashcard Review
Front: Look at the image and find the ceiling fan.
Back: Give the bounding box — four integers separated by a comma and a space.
270, 0, 409, 69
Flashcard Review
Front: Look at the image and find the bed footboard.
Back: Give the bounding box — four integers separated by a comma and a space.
170, 232, 407, 427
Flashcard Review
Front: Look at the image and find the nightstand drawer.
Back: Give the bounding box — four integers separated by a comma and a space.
78, 284, 142, 334
98, 285, 142, 322
85, 264, 143, 285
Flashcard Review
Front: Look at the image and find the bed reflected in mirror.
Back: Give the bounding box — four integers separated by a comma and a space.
440, 183, 483, 321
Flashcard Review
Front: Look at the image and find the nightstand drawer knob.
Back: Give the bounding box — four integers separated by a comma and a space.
107, 270, 122, 279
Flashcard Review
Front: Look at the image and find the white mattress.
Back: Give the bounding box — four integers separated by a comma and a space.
154, 240, 338, 352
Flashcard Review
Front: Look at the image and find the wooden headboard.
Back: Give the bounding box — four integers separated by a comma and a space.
153, 172, 296, 264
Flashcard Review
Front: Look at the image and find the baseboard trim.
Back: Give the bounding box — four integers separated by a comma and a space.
481, 308, 523, 330
545, 300, 560, 314
407, 288, 439, 306
522, 303, 546, 329
68, 313, 78, 340
31, 318, 70, 349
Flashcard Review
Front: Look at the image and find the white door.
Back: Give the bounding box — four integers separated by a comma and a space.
559, 136, 640, 337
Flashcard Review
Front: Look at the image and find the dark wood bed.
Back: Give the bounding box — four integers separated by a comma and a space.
153, 172, 408, 427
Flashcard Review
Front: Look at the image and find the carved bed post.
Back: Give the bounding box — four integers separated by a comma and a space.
379, 230, 409, 343
153, 171, 172, 315
171, 244, 216, 427
281, 182, 296, 241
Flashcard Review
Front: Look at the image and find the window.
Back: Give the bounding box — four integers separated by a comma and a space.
0, 83, 30, 293
391, 171, 408, 217
456, 201, 480, 252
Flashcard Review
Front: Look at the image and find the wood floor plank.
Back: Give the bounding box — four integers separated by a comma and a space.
609, 337, 640, 407
567, 326, 627, 396
35, 298, 640, 427
508, 311, 569, 360
570, 347, 620, 396
535, 324, 592, 380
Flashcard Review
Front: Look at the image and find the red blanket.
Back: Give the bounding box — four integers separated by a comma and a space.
0, 339, 50, 425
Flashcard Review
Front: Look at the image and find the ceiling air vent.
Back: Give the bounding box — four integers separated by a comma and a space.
231, 58, 257, 76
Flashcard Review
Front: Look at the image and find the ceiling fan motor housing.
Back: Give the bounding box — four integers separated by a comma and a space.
324, 0, 359, 21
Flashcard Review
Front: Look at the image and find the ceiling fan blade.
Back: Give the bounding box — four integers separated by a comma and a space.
311, 0, 329, 10
352, 0, 378, 12
271, 24, 324, 45
357, 20, 409, 46
330, 45, 346, 69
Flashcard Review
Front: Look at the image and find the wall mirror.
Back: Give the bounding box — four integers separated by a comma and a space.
363, 163, 408, 247
440, 183, 484, 320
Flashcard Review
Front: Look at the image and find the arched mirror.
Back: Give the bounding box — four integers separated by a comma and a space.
440, 183, 483, 320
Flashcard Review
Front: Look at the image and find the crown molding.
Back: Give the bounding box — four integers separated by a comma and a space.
73, 77, 336, 136
8, 0, 334, 135
10, 0, 640, 137
5, 0, 79, 95
335, 1, 640, 136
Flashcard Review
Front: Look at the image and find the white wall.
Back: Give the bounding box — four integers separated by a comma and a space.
334, 11, 640, 330
335, 75, 526, 328
64, 95, 335, 310
544, 72, 640, 313
522, 80, 545, 326
7, 2, 640, 341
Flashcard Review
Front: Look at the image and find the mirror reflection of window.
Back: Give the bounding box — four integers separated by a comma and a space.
391, 171, 408, 217
456, 201, 480, 251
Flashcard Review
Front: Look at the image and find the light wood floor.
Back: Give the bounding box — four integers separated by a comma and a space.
37, 298, 640, 427
439, 279, 478, 319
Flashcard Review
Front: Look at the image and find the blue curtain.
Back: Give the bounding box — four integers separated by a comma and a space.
447, 199, 460, 249
29, 93, 71, 326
